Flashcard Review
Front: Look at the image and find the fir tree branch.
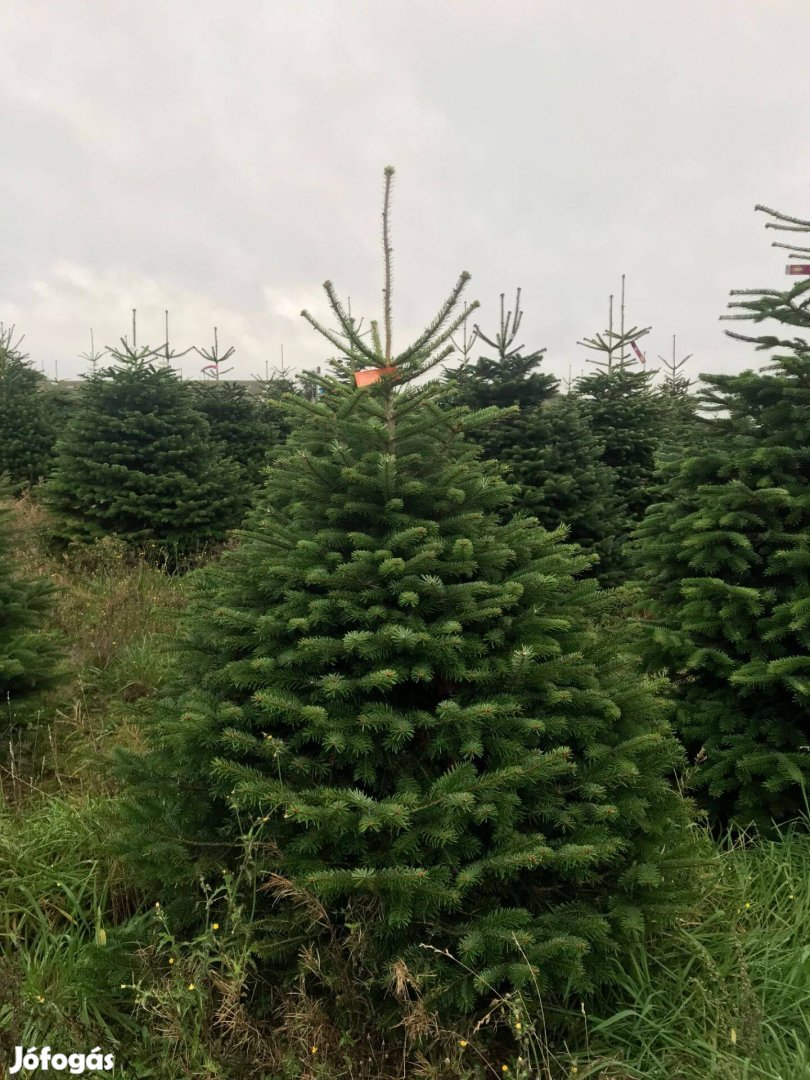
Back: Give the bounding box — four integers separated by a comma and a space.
382, 165, 395, 361
322, 282, 381, 364
756, 204, 810, 230
370, 320, 383, 358
300, 309, 360, 361
396, 274, 476, 364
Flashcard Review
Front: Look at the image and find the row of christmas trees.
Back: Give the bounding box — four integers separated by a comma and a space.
0, 325, 299, 538
2, 172, 810, 1037
1, 295, 696, 579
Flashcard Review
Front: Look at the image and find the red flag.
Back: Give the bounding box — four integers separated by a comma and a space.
630, 340, 646, 364
354, 366, 398, 387
786, 264, 810, 275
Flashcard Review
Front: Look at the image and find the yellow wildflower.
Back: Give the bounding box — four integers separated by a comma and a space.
212, 923, 220, 930
188, 983, 196, 991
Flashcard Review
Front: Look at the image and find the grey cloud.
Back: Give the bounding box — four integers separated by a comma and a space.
1, 0, 809, 384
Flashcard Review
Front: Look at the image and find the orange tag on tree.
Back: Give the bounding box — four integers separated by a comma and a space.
354, 365, 398, 387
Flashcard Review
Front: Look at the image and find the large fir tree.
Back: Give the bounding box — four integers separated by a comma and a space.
637, 201, 810, 826
47, 341, 244, 564
116, 170, 696, 1027
0, 325, 58, 489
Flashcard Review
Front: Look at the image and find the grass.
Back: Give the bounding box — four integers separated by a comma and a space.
0, 795, 145, 1054
578, 826, 810, 1079
2, 491, 186, 802
2, 796, 809, 1078
1, 493, 809, 1078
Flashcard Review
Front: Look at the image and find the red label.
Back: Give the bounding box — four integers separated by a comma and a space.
354, 366, 398, 387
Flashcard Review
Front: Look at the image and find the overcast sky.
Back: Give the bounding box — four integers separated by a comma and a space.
1, 0, 809, 386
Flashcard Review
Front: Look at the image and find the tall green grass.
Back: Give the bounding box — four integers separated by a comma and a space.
577, 825, 810, 1079
0, 795, 145, 1053
3, 793, 808, 1078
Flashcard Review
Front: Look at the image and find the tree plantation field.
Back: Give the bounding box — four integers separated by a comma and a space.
2, 179, 810, 1077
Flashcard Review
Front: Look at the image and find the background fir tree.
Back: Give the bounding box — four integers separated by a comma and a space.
574, 287, 663, 530
192, 324, 276, 486
449, 296, 625, 581
191, 380, 274, 493
258, 368, 299, 458
0, 486, 63, 732
47, 338, 244, 565
0, 325, 58, 490
47, 383, 81, 445
116, 168, 697, 1029
653, 335, 706, 460
636, 201, 810, 827
576, 365, 662, 524
504, 394, 627, 584
449, 288, 558, 462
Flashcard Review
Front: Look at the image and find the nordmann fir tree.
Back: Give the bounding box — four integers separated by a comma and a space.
636, 201, 810, 826
577, 364, 661, 520
575, 299, 662, 528
504, 395, 627, 586
47, 338, 244, 566
573, 362, 662, 586
0, 324, 58, 489
190, 380, 275, 494
653, 335, 706, 462
447, 296, 625, 584
257, 368, 299, 460
190, 329, 280, 494
115, 168, 697, 1028
0, 485, 63, 733
449, 288, 558, 464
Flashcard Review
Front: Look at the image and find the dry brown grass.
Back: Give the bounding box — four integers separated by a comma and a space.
2, 491, 188, 804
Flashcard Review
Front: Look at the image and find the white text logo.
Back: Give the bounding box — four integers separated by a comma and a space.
9, 1046, 115, 1074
